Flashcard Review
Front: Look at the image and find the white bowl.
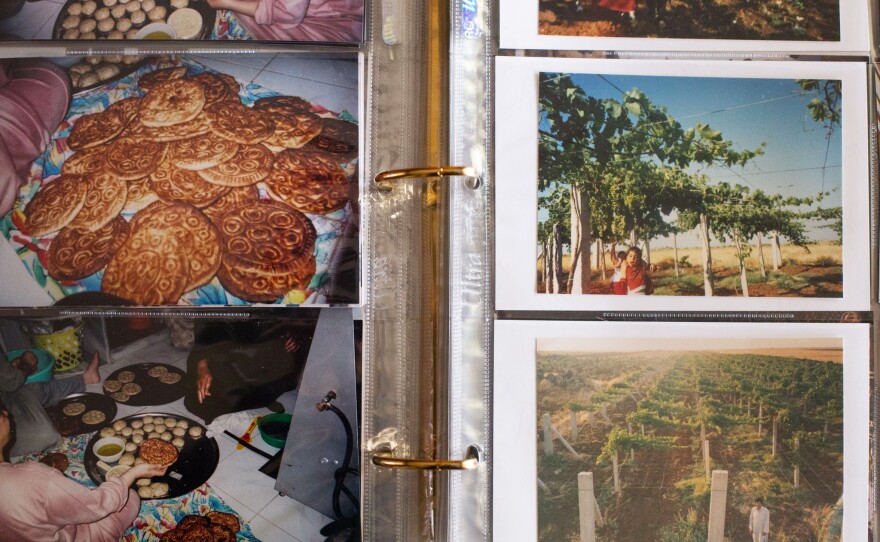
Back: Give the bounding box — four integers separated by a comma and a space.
135, 22, 177, 40
93, 436, 125, 463
167, 8, 202, 40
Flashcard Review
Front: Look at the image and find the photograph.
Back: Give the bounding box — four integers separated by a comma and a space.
0, 53, 361, 307
0, 309, 361, 541
494, 320, 870, 542
0, 0, 363, 44
496, 57, 870, 312
500, 0, 868, 52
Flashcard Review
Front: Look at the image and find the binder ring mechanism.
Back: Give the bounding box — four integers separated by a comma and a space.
372, 444, 482, 471
374, 166, 481, 192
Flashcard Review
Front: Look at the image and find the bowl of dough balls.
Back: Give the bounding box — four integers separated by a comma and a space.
53, 0, 213, 41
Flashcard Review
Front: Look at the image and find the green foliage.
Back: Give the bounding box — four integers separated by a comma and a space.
674, 476, 711, 505
597, 426, 676, 464
658, 508, 707, 542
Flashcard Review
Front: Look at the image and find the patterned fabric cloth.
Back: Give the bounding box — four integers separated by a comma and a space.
25, 434, 259, 541
211, 10, 254, 40
0, 55, 357, 306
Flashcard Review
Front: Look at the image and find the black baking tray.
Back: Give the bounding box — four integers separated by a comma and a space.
104, 362, 187, 406
47, 391, 118, 436
52, 0, 215, 41
83, 411, 218, 500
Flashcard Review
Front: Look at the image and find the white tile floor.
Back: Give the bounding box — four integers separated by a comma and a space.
83, 329, 333, 542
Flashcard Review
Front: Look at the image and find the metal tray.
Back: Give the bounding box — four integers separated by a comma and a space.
83, 411, 218, 500
46, 391, 118, 437
52, 0, 215, 41
104, 362, 186, 407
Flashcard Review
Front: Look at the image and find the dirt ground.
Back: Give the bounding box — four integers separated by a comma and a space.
538, 0, 840, 41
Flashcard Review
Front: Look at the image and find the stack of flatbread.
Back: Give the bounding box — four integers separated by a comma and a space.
22, 65, 357, 305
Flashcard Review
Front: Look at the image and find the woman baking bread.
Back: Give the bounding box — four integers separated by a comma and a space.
206, 0, 363, 43
0, 400, 169, 542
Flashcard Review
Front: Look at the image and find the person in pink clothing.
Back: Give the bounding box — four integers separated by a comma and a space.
0, 401, 169, 542
0, 59, 71, 217
207, 0, 363, 42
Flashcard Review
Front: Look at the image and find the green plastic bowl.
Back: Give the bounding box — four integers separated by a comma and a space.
5, 349, 54, 384
257, 413, 292, 448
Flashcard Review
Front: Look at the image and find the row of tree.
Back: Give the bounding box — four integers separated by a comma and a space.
538, 74, 842, 296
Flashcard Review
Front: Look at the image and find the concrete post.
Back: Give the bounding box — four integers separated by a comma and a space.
571, 410, 579, 442
612, 451, 620, 493
578, 472, 597, 542
704, 440, 711, 480
707, 470, 729, 542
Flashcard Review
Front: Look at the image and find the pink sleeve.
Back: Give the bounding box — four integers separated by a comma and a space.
254, 0, 311, 26
44, 472, 131, 525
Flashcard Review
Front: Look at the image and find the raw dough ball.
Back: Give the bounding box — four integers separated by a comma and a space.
125, 441, 137, 452
121, 427, 133, 437
175, 420, 189, 429
112, 420, 127, 431
164, 417, 177, 427
97, 64, 120, 79
148, 432, 160, 439
126, 29, 138, 39
119, 0, 131, 4
80, 31, 97, 39
143, 423, 155, 432
85, 56, 103, 66
188, 426, 202, 438
132, 428, 145, 436
68, 3, 83, 16
159, 432, 172, 442
170, 0, 188, 8
103, 0, 117, 6
140, 0, 154, 12
130, 9, 145, 24
111, 4, 126, 18
147, 5, 165, 21
62, 15, 81, 29
82, 0, 97, 15
143, 416, 154, 424
122, 54, 143, 64
131, 420, 144, 429
116, 18, 131, 32
107, 30, 124, 39
134, 457, 145, 465
172, 437, 185, 449
63, 29, 81, 40
118, 453, 135, 466
136, 478, 151, 486
172, 427, 186, 437
126, 0, 141, 13
98, 18, 115, 32
132, 434, 144, 444
79, 18, 97, 32
137, 486, 154, 498
103, 53, 123, 63
94, 6, 110, 19
155, 424, 168, 434
149, 482, 169, 497
99, 427, 116, 438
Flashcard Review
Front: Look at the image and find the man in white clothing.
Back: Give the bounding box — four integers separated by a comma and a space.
749, 497, 770, 542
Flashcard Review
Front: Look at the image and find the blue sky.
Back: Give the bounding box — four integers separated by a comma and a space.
538, 73, 843, 247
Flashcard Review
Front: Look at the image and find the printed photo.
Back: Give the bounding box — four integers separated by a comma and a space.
538, 74, 842, 299
0, 310, 361, 541
496, 58, 870, 312
0, 0, 363, 44
500, 0, 868, 52
493, 321, 870, 542
0, 53, 361, 307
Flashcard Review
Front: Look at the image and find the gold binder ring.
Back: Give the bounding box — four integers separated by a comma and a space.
374, 166, 480, 192
371, 444, 482, 470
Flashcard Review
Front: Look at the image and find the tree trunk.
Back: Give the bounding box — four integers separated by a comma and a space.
644, 239, 651, 266
771, 416, 778, 457
673, 232, 680, 278
569, 184, 591, 294
733, 230, 750, 297
699, 213, 714, 296
594, 239, 601, 270
630, 227, 637, 247
756, 232, 767, 278
757, 403, 763, 437
541, 240, 549, 293
599, 240, 607, 280
550, 224, 564, 294
640, 424, 645, 436
772, 231, 782, 270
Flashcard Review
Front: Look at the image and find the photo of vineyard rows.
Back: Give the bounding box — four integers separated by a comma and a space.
538, 74, 843, 298
536, 342, 843, 541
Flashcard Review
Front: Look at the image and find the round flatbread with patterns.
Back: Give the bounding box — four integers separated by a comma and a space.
24, 175, 89, 237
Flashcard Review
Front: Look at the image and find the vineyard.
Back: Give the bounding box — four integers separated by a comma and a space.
538, 75, 843, 298
536, 350, 843, 542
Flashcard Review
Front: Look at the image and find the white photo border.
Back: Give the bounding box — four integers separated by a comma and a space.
493, 320, 870, 541
495, 57, 870, 312
500, 0, 869, 53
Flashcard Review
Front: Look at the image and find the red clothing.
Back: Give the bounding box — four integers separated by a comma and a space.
235, 0, 363, 42
0, 61, 71, 216
0, 461, 140, 542
597, 0, 635, 13
626, 264, 652, 295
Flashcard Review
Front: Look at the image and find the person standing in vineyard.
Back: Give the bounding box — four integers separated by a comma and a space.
609, 242, 628, 295
621, 246, 653, 295
748, 497, 770, 542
